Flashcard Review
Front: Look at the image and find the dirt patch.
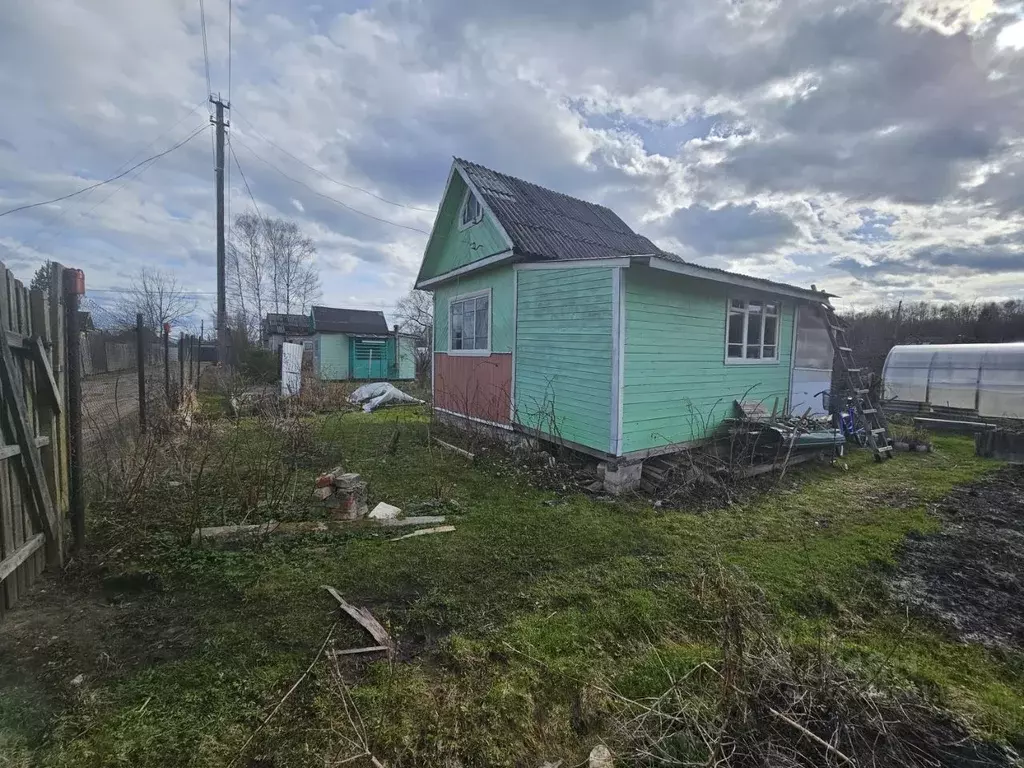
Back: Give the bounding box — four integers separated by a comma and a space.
894, 465, 1024, 647
0, 571, 199, 689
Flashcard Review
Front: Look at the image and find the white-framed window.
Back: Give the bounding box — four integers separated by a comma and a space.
449, 290, 490, 354
459, 189, 483, 229
726, 298, 780, 362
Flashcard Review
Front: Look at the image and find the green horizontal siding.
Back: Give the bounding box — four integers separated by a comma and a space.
317, 333, 349, 380
433, 265, 515, 353
622, 266, 794, 453
514, 267, 614, 452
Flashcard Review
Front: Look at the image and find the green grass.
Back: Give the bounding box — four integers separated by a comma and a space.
1, 409, 1021, 767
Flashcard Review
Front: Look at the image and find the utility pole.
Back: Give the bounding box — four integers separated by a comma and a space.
211, 95, 230, 370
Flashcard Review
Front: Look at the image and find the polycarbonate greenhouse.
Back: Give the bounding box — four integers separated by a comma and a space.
882, 343, 1024, 419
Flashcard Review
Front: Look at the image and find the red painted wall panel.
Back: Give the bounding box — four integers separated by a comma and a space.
434, 353, 512, 424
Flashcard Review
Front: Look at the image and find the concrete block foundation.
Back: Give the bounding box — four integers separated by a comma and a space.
599, 461, 644, 495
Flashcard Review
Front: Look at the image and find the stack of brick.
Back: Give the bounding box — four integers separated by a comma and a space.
313, 468, 369, 520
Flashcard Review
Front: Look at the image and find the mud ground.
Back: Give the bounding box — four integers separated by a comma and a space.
895, 465, 1024, 647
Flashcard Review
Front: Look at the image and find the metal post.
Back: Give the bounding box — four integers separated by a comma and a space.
163, 323, 170, 406
63, 269, 86, 553
136, 313, 146, 432
178, 332, 185, 405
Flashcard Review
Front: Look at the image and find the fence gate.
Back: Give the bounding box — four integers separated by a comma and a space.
0, 261, 71, 621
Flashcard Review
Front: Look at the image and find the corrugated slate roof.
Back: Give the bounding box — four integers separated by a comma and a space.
457, 158, 662, 261
450, 159, 828, 300
311, 306, 390, 335
265, 313, 310, 335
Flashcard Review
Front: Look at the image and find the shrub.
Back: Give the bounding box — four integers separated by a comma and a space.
238, 348, 278, 384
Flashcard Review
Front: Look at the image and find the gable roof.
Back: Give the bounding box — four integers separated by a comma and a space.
311, 306, 390, 335
264, 313, 310, 335
456, 158, 661, 262
419, 159, 832, 301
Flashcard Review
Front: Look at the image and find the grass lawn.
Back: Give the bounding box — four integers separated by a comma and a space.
1, 407, 1021, 767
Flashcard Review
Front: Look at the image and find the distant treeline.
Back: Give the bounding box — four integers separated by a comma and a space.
839, 300, 1024, 379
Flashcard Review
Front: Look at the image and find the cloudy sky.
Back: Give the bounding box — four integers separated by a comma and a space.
1, 0, 1023, 326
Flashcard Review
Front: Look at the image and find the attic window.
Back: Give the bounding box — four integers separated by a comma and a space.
726, 299, 780, 362
459, 189, 483, 229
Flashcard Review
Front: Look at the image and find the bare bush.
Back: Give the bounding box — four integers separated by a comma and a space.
608, 566, 1015, 768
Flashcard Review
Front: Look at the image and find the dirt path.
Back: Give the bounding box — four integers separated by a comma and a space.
895, 465, 1024, 647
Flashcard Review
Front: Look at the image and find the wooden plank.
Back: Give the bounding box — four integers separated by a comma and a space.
18, 281, 42, 583
48, 264, 68, 522
31, 337, 62, 414
328, 645, 389, 657
321, 585, 393, 652
0, 285, 59, 560
0, 533, 43, 584
2, 265, 27, 599
30, 290, 60, 558
3, 330, 32, 349
0, 440, 14, 612
0, 445, 19, 461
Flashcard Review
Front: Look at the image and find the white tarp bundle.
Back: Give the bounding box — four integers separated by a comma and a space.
347, 382, 423, 412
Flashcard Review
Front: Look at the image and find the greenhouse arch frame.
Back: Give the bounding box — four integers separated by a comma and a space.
882, 343, 1024, 420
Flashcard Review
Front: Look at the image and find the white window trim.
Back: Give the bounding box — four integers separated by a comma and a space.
447, 288, 491, 356
724, 297, 782, 365
457, 188, 483, 231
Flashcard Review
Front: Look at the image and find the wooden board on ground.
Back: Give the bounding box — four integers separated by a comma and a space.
322, 585, 394, 653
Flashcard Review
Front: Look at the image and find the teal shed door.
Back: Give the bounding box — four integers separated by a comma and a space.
351, 339, 390, 379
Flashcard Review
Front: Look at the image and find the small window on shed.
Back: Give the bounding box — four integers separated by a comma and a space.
726, 299, 780, 362
460, 190, 483, 229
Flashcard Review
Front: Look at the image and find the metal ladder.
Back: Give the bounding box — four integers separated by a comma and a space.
817, 303, 893, 460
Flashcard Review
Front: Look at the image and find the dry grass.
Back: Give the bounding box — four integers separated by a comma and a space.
608, 566, 1015, 768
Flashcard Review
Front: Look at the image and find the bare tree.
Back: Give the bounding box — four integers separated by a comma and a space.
227, 213, 266, 343
395, 290, 433, 380
394, 290, 433, 346
265, 218, 319, 315
226, 211, 321, 343
108, 268, 198, 333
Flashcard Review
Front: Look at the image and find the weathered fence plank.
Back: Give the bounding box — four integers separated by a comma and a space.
0, 260, 73, 616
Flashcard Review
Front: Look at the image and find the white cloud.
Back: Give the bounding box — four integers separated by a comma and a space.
1, 0, 1023, 321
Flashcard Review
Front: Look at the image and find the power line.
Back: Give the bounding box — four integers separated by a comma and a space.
77, 120, 210, 223
86, 287, 218, 296
230, 139, 264, 223
18, 103, 209, 246
198, 0, 212, 98
227, 0, 233, 106
233, 110, 437, 213
0, 125, 210, 219
231, 135, 431, 235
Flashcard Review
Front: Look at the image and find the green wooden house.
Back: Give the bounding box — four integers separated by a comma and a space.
415, 159, 835, 489
312, 306, 416, 381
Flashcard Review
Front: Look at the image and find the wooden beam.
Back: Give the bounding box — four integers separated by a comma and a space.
0, 534, 44, 584
32, 337, 63, 414
0, 444, 19, 460
3, 330, 31, 350
0, 321, 59, 556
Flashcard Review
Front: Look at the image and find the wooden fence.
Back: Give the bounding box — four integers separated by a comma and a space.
0, 261, 73, 621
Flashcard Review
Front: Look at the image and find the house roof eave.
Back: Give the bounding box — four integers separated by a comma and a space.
634, 254, 837, 303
